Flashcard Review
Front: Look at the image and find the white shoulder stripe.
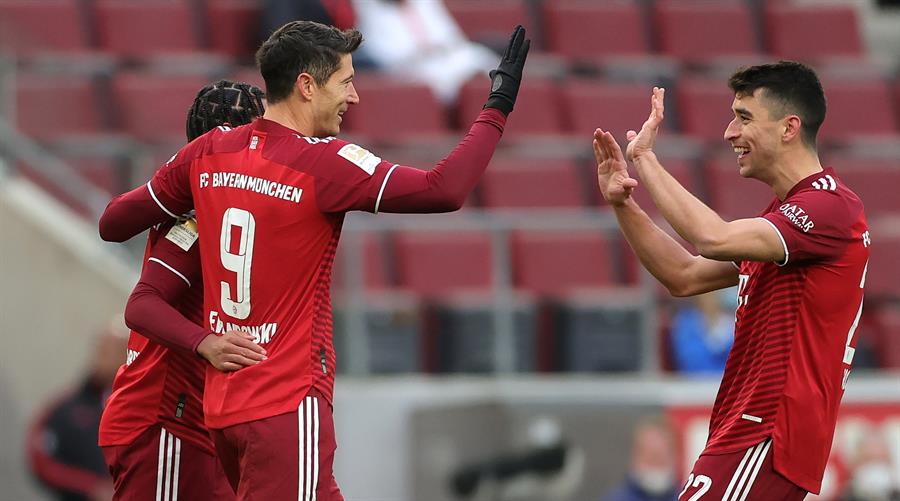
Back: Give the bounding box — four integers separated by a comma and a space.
147, 181, 178, 218
758, 217, 789, 266
148, 258, 191, 287
373, 164, 399, 215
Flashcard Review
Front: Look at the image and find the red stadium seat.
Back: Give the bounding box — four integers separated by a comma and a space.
445, 0, 530, 45
894, 79, 900, 128
15, 73, 106, 139
560, 79, 663, 139
332, 233, 391, 291
342, 75, 448, 140
764, 4, 863, 60
94, 0, 200, 57
827, 156, 900, 217
654, 0, 759, 63
543, 0, 648, 59
111, 72, 209, 142
0, 0, 89, 53
704, 155, 776, 221
480, 157, 586, 208
676, 78, 736, 143
207, 0, 261, 58
511, 230, 618, 295
457, 76, 563, 136
817, 79, 899, 143
392, 231, 493, 295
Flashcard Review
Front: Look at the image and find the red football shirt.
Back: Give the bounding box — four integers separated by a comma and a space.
148, 119, 416, 428
702, 168, 869, 493
99, 222, 214, 454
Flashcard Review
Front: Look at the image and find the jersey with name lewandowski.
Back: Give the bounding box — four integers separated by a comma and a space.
147, 118, 443, 429
703, 167, 869, 494
99, 221, 213, 454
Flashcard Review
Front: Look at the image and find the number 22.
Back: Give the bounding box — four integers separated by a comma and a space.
679, 473, 712, 501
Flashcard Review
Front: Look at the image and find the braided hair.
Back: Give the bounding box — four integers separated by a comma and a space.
186, 80, 266, 141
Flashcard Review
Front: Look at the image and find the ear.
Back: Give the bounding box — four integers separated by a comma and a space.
782, 115, 803, 143
296, 73, 316, 101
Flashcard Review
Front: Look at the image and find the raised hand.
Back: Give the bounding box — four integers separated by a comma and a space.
594, 128, 638, 206
483, 25, 531, 115
625, 87, 665, 161
197, 330, 267, 372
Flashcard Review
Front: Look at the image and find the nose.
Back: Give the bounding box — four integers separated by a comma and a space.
347, 83, 359, 105
724, 118, 739, 142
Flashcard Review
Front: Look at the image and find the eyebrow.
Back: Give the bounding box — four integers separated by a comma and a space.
341, 73, 354, 83
734, 107, 754, 118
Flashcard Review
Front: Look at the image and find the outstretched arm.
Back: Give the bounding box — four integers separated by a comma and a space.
627, 88, 784, 263
356, 25, 530, 214
594, 128, 738, 296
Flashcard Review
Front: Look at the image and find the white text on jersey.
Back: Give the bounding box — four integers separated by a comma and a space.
209, 310, 278, 344
199, 172, 302, 204
778, 203, 815, 233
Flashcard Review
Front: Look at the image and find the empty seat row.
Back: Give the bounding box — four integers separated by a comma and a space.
332, 290, 651, 373
0, 0, 258, 57
333, 230, 635, 296
18, 70, 900, 147
1, 0, 865, 64
448, 0, 863, 62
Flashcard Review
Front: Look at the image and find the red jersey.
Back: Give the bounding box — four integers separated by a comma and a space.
148, 119, 411, 428
703, 168, 869, 493
99, 221, 214, 454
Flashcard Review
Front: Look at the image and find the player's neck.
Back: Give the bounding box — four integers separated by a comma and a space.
770, 147, 823, 200
263, 101, 315, 137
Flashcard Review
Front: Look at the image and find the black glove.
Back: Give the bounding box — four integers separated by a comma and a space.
484, 25, 530, 116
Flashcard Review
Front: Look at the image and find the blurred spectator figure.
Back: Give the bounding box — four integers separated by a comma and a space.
261, 0, 356, 38
601, 417, 678, 501
842, 431, 899, 501
669, 288, 736, 375
26, 318, 128, 501
352, 0, 497, 103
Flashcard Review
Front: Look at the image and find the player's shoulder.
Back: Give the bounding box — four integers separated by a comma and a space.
308, 137, 384, 178
777, 169, 865, 227
790, 169, 862, 209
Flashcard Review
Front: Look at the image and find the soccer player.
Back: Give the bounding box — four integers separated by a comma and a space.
593, 62, 869, 500
99, 80, 267, 501
98, 21, 530, 500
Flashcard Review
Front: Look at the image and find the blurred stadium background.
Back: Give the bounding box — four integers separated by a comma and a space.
1, 0, 899, 500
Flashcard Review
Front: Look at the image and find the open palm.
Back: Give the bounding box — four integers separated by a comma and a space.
625, 87, 665, 161
594, 128, 637, 206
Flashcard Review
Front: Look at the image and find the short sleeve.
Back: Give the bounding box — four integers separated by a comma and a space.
762, 190, 856, 264
146, 219, 202, 288
312, 140, 396, 213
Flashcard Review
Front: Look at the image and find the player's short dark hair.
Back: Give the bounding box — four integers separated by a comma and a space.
728, 61, 826, 149
186, 80, 266, 141
255, 20, 362, 104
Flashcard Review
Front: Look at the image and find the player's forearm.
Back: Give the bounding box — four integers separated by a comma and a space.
98, 185, 171, 242
632, 152, 730, 253
614, 198, 703, 296
125, 283, 210, 355
375, 108, 505, 213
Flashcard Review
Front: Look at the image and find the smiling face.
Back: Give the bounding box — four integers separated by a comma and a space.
310, 53, 358, 137
723, 89, 785, 180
